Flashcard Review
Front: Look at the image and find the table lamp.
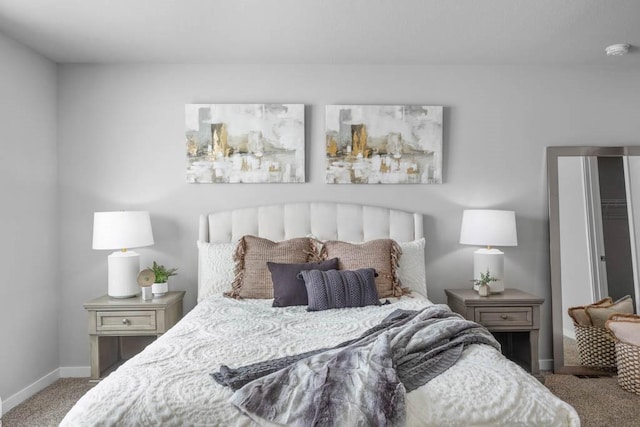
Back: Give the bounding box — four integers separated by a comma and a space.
92, 211, 154, 298
459, 209, 518, 293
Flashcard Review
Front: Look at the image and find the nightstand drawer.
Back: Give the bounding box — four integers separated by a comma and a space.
96, 311, 157, 332
474, 307, 533, 328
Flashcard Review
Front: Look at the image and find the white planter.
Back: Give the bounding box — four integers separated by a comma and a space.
478, 284, 490, 297
152, 282, 168, 297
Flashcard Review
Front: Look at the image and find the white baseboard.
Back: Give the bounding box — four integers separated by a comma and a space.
539, 359, 554, 371
2, 368, 59, 414
1, 366, 91, 415
59, 366, 91, 378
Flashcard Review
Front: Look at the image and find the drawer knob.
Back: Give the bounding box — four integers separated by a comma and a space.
500, 314, 508, 320
122, 318, 130, 325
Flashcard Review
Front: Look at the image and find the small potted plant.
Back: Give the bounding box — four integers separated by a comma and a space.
471, 270, 499, 297
148, 261, 178, 297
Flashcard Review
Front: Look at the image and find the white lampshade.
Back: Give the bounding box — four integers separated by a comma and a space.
459, 210, 518, 247
460, 209, 517, 294
92, 211, 154, 298
93, 211, 154, 250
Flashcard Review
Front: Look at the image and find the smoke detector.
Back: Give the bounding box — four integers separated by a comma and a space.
605, 44, 630, 56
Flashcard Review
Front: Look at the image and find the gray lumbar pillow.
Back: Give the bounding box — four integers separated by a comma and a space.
299, 268, 381, 312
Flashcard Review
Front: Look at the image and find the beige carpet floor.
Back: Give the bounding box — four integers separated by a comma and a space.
545, 374, 640, 427
3, 375, 640, 425
2, 378, 94, 426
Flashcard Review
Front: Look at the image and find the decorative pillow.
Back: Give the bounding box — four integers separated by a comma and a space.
397, 238, 426, 297
320, 239, 403, 298
268, 258, 339, 307
585, 295, 634, 328
197, 241, 237, 303
225, 236, 313, 299
300, 268, 380, 312
567, 297, 613, 326
609, 313, 640, 322
606, 313, 640, 346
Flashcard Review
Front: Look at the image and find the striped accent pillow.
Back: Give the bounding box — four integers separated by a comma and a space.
300, 268, 380, 312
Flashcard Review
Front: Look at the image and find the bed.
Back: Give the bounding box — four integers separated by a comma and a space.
62, 202, 579, 426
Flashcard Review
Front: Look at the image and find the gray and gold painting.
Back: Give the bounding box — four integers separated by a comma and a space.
186, 104, 305, 183
325, 105, 443, 184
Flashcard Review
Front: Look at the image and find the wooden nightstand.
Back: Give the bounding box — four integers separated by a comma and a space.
445, 288, 544, 374
84, 291, 185, 380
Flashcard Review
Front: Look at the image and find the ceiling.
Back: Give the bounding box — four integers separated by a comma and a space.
0, 0, 638, 65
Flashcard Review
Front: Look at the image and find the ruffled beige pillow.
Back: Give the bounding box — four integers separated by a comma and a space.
568, 297, 613, 326
320, 239, 404, 298
606, 313, 640, 347
586, 295, 634, 328
225, 236, 313, 299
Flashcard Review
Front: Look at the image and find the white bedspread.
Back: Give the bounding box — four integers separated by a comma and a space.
61, 295, 579, 426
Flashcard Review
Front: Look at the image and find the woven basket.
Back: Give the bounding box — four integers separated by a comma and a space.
573, 323, 617, 370
615, 341, 640, 394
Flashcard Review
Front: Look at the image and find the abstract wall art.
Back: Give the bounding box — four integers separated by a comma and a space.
186, 104, 305, 183
325, 105, 443, 184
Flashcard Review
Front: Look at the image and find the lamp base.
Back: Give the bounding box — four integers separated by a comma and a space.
473, 248, 505, 293
107, 251, 141, 298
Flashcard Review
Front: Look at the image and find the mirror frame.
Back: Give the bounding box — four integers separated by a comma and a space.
548, 145, 640, 374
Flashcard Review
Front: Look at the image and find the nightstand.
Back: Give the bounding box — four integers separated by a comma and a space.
84, 291, 185, 380
445, 288, 544, 374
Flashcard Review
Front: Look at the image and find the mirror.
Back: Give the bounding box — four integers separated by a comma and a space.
548, 146, 640, 374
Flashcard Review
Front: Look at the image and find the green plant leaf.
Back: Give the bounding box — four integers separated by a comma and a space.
471, 269, 499, 287
147, 261, 178, 283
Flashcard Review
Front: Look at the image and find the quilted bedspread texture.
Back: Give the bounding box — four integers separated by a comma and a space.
61, 295, 579, 426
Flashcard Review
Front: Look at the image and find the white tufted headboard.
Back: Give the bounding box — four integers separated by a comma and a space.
198, 202, 423, 244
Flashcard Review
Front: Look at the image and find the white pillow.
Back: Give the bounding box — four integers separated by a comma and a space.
197, 241, 237, 303
397, 238, 427, 297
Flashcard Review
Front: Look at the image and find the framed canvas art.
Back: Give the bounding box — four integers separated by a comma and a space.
325, 105, 443, 184
186, 104, 305, 183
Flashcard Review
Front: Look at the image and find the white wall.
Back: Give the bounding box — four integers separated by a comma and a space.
56, 63, 640, 368
0, 32, 58, 401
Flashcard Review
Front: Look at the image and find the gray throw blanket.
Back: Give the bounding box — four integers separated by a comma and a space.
220, 305, 500, 427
